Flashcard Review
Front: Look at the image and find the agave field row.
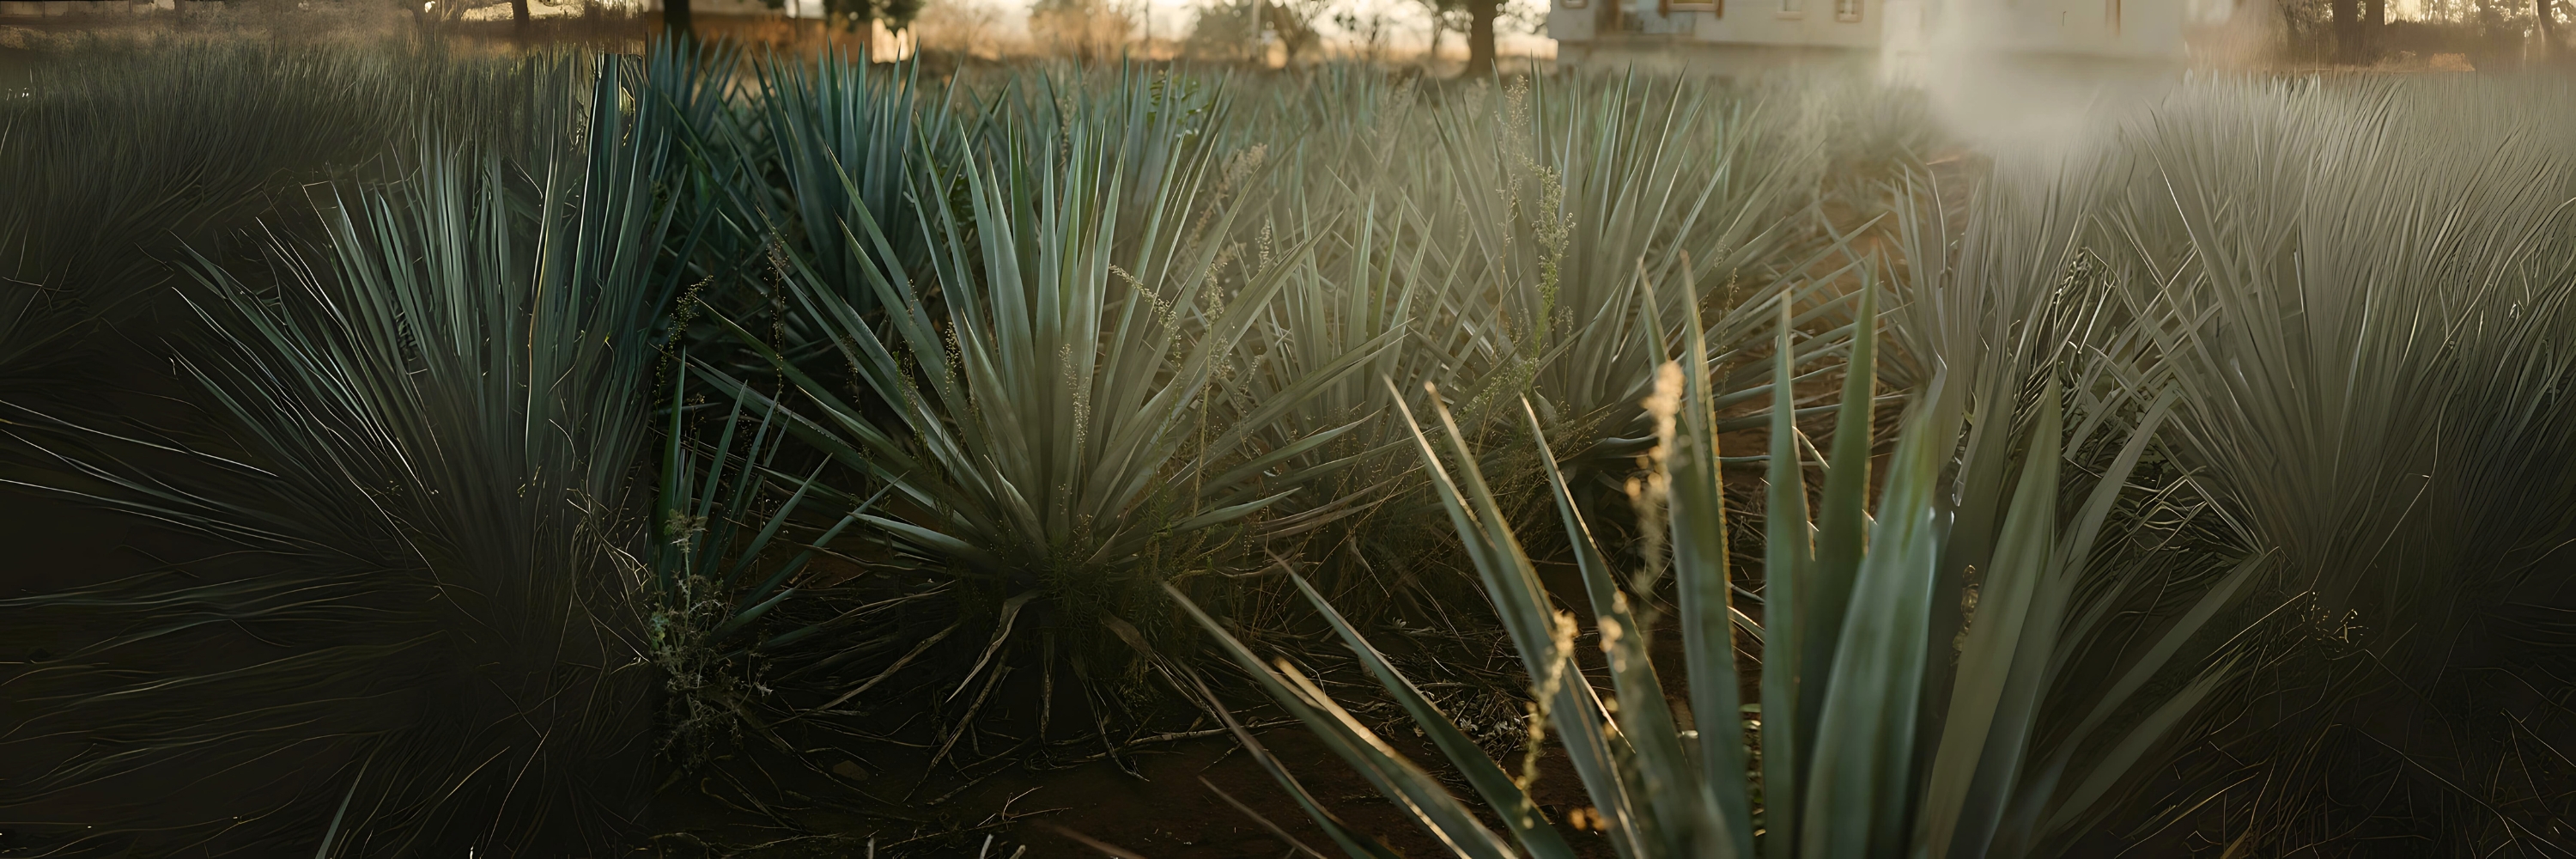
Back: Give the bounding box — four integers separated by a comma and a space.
3, 42, 2573, 858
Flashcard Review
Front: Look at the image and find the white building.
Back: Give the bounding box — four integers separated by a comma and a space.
1550, 0, 2240, 70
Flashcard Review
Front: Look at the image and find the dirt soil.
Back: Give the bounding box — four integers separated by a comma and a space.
647, 713, 1626, 858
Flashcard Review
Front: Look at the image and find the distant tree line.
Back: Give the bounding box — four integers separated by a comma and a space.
2291, 0, 2571, 66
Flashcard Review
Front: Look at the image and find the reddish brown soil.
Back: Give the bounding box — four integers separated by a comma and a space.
646, 705, 1626, 858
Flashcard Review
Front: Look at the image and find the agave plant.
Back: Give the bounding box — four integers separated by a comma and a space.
0, 54, 689, 854
670, 49, 945, 330
1406, 72, 1828, 442
1188, 70, 1875, 628
644, 377, 899, 766
1172, 269, 2263, 856
748, 52, 940, 296
700, 69, 1386, 757
0, 44, 550, 399
1228, 70, 1848, 454
2077, 78, 2576, 855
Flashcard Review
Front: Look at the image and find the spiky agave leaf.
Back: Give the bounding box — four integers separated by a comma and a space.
0, 53, 686, 855
0, 44, 562, 400
645, 375, 892, 765
1177, 270, 2264, 857
669, 48, 945, 336
2087, 76, 2576, 856
703, 68, 1385, 749
1406, 72, 1830, 439
1850, 121, 2300, 857
1202, 70, 1867, 646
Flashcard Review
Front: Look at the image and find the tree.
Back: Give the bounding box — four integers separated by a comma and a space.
2542, 0, 2562, 59
2364, 0, 2384, 59
1265, 0, 1325, 62
1415, 0, 1466, 66
1182, 0, 1264, 62
665, 0, 692, 36
1031, 0, 1134, 61
512, 0, 529, 27
2330, 0, 2358, 63
818, 0, 927, 38
1466, 0, 1496, 73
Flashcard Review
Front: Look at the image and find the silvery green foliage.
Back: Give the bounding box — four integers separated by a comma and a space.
0, 51, 690, 855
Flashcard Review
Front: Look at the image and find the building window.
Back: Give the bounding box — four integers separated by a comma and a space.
1833, 0, 1857, 20
1779, 0, 1800, 15
1563, 0, 1584, 9
1670, 0, 1718, 11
